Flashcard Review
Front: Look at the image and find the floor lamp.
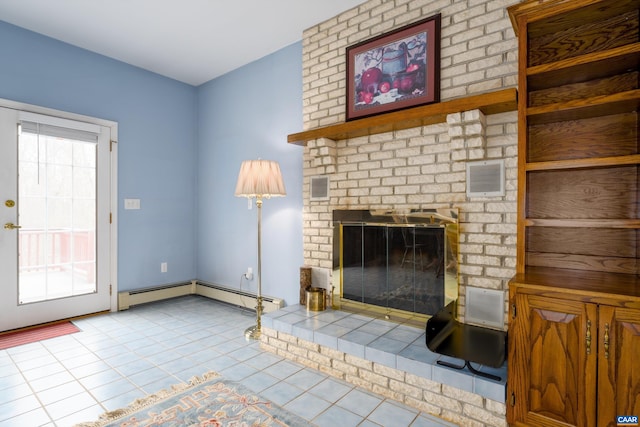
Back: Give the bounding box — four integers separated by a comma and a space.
235, 159, 286, 340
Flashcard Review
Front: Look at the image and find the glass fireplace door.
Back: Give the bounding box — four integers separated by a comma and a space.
339, 223, 446, 317
334, 208, 459, 321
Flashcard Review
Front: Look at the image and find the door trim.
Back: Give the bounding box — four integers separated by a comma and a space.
0, 97, 118, 312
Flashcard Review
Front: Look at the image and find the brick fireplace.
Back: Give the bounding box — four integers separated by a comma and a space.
302, 109, 518, 324
298, 0, 520, 324
262, 1, 520, 425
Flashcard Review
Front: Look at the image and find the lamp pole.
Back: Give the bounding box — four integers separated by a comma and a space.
245, 196, 263, 340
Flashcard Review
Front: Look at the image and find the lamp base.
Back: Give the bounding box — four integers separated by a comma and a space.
245, 295, 264, 340
244, 325, 261, 340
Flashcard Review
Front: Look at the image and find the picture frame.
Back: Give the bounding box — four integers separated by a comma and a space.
346, 14, 441, 121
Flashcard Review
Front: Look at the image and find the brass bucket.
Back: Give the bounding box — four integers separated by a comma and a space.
306, 287, 326, 311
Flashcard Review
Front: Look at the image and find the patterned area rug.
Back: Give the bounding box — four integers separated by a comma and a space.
75, 371, 312, 427
0, 321, 80, 350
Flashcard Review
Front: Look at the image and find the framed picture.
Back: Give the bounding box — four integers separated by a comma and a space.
346, 14, 441, 121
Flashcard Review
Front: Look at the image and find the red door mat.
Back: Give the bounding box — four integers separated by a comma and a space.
0, 321, 80, 350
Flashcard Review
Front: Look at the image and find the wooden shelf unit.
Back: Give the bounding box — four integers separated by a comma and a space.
287, 88, 517, 146
507, 1, 640, 426
512, 0, 640, 278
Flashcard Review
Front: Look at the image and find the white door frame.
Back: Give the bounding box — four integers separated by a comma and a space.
0, 97, 118, 314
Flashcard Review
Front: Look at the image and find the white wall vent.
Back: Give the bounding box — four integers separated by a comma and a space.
466, 159, 505, 197
465, 287, 504, 329
310, 175, 330, 201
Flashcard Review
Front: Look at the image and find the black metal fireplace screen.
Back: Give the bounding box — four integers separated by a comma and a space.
332, 209, 458, 322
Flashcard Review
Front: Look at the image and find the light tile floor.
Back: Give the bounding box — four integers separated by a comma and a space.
0, 295, 457, 427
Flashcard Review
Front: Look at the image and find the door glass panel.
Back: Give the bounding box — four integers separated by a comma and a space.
18, 129, 97, 304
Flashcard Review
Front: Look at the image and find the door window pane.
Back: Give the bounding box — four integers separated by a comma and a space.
18, 131, 97, 304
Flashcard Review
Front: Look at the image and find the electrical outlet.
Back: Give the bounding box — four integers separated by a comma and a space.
244, 267, 253, 280
161, 262, 167, 273
124, 198, 141, 210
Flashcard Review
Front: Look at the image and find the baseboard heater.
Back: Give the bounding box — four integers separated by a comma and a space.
118, 280, 284, 313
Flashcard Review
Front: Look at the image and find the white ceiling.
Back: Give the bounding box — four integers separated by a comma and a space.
0, 0, 366, 86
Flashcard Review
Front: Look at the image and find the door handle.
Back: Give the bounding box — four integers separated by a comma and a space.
604, 322, 610, 359
4, 222, 22, 230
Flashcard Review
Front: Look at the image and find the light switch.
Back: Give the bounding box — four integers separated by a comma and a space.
124, 198, 141, 210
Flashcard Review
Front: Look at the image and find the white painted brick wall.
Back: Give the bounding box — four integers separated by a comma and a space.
301, 0, 519, 324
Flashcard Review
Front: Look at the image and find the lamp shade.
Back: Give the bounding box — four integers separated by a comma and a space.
235, 159, 286, 198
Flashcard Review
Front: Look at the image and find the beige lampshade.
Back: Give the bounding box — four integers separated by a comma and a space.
235, 159, 286, 198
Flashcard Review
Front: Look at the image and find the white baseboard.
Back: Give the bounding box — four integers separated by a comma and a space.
117, 280, 284, 313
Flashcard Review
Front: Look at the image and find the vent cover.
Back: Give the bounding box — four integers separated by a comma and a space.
310, 175, 330, 201
466, 159, 505, 197
465, 287, 504, 329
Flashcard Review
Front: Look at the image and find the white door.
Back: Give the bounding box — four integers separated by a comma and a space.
0, 107, 112, 331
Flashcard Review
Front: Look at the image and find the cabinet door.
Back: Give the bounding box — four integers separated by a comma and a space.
509, 293, 597, 427
598, 306, 640, 427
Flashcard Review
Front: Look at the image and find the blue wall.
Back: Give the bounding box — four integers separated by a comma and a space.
197, 43, 304, 304
0, 20, 198, 291
0, 20, 304, 305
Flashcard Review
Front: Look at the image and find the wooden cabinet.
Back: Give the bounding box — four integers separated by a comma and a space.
509, 290, 595, 426
598, 305, 640, 426
508, 0, 640, 425
509, 275, 640, 427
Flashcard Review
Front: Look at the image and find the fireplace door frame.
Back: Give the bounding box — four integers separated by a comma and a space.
332, 209, 458, 325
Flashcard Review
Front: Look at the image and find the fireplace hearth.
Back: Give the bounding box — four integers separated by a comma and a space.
332, 209, 458, 322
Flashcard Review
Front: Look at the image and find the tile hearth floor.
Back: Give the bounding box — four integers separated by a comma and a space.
0, 295, 457, 427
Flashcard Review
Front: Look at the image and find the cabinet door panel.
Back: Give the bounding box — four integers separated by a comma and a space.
598, 306, 640, 427
525, 295, 596, 427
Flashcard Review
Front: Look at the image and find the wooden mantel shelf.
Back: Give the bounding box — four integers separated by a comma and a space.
287, 88, 518, 146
